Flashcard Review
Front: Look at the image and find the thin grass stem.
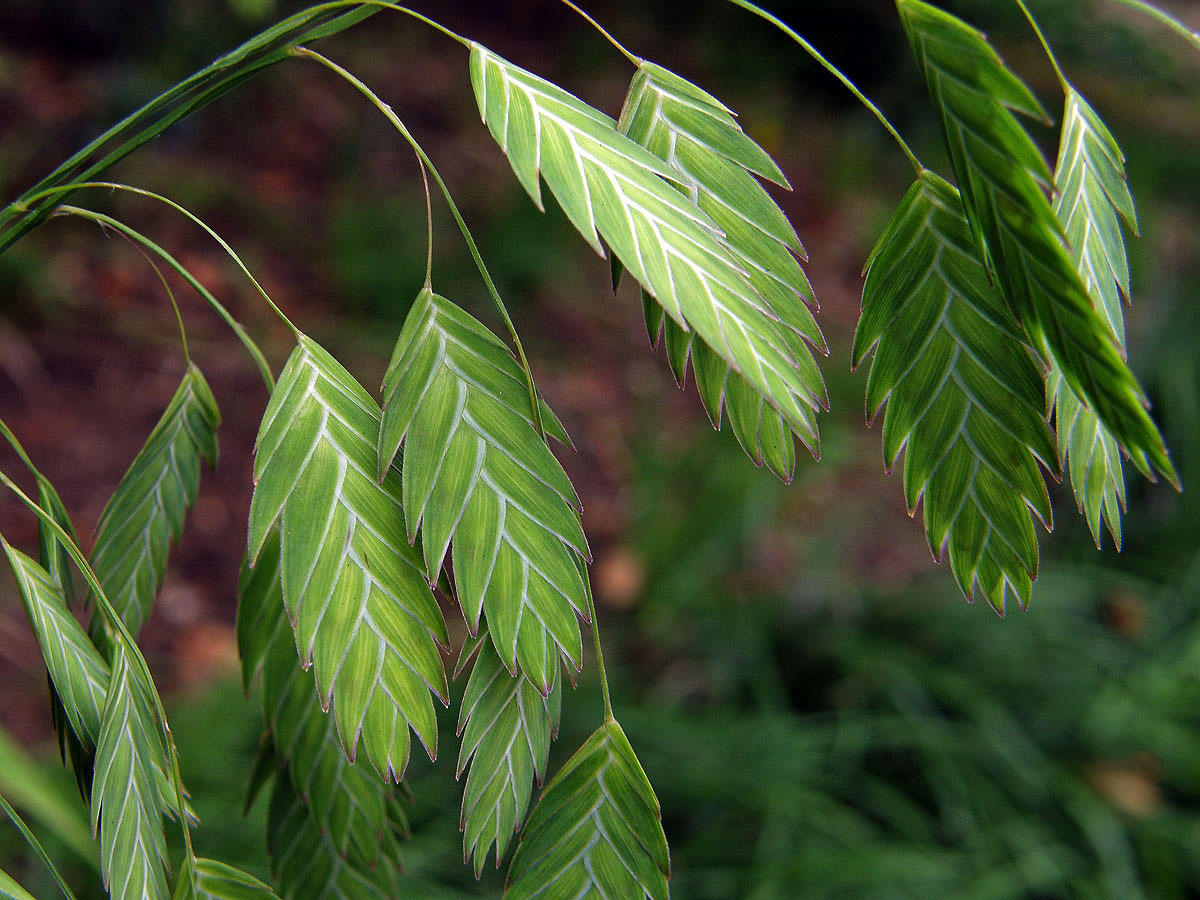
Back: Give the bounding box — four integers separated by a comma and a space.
52, 206, 276, 388
558, 0, 642, 65
293, 45, 547, 439
0, 795, 78, 900
1015, 0, 1068, 89
723, 0, 925, 173
1104, 0, 1200, 52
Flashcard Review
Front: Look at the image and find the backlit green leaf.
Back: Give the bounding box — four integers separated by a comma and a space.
856, 172, 1056, 613
4, 540, 108, 746
5, 540, 191, 819
237, 532, 408, 871
1050, 87, 1140, 549
456, 629, 560, 874
505, 719, 669, 900
470, 44, 819, 456
897, 0, 1175, 487
618, 59, 827, 477
92, 645, 171, 900
90, 363, 219, 636
36, 475, 77, 600
174, 858, 281, 900
379, 288, 588, 692
248, 335, 448, 782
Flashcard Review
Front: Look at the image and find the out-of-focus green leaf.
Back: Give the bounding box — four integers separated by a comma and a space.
379, 288, 587, 692
1050, 87, 1141, 549
619, 60, 826, 477
470, 44, 818, 453
0, 868, 37, 900
90, 363, 219, 636
856, 172, 1055, 612
247, 335, 448, 782
897, 0, 1175, 487
0, 723, 97, 871
456, 629, 560, 874
505, 719, 669, 900
238, 534, 408, 892
174, 857, 281, 900
266, 776, 400, 900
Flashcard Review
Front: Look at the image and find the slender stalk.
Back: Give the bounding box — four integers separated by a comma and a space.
0, 475, 196, 871
417, 155, 434, 289
53, 206, 276, 388
723, 0, 925, 173
0, 2, 471, 254
0, 419, 43, 480
0, 4, 380, 253
132, 243, 192, 364
25, 182, 292, 338
1015, 0, 1068, 89
558, 0, 642, 65
0, 795, 78, 900
584, 572, 614, 721
292, 45, 547, 439
1105, 0, 1200, 52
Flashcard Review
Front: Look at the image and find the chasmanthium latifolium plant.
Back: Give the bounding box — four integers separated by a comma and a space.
0, 0, 1193, 897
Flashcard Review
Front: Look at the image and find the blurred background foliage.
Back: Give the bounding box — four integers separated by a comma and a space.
1, 0, 1199, 897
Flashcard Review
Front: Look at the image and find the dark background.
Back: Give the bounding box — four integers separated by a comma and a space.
2, 1, 1200, 896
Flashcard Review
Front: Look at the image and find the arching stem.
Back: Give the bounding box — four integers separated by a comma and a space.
558, 0, 642, 65
292, 45, 547, 440
1015, 0, 1069, 89
52, 206, 276, 388
724, 0, 925, 173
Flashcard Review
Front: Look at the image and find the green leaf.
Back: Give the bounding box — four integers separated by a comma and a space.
0, 722, 98, 872
618, 60, 827, 476
470, 44, 819, 453
1050, 88, 1140, 549
92, 645, 171, 900
505, 719, 669, 900
90, 363, 219, 636
4, 540, 191, 821
856, 172, 1056, 613
267, 776, 400, 900
0, 868, 37, 900
379, 289, 588, 692
247, 335, 448, 782
237, 534, 407, 870
897, 0, 1175, 487
174, 858, 281, 900
26, 479, 96, 793
36, 476, 77, 601
4, 540, 108, 746
456, 628, 561, 874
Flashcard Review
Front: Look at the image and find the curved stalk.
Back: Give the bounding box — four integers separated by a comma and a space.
1105, 0, 1200, 52
0, 2, 471, 254
558, 0, 642, 65
723, 0, 925, 173
21, 182, 292, 349
1015, 0, 1069, 89
292, 45, 547, 440
53, 206, 277, 388
0, 795, 79, 900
